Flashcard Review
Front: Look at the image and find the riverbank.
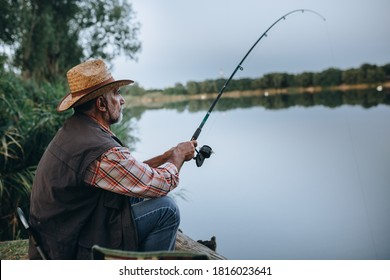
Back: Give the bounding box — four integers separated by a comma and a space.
124, 82, 390, 108
0, 231, 226, 260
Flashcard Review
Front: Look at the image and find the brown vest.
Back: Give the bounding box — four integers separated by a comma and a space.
29, 113, 137, 259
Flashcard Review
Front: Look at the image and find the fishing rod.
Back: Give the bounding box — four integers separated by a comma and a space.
192, 9, 326, 167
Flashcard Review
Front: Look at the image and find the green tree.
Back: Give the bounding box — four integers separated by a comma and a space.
126, 82, 146, 96
358, 63, 378, 84
229, 78, 253, 91
381, 63, 390, 78
342, 68, 362, 84
0, 0, 18, 45
200, 80, 217, 94
271, 73, 291, 88
293, 72, 314, 87
313, 68, 342, 86
1, 0, 141, 82
251, 77, 266, 89
186, 81, 201, 95
366, 68, 385, 84
163, 83, 187, 95
258, 74, 274, 89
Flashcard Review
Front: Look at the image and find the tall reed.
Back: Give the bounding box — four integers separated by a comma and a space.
0, 71, 70, 240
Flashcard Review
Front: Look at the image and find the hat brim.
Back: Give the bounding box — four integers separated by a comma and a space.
57, 79, 133, 112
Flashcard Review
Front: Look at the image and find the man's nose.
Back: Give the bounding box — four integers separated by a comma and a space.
120, 94, 125, 105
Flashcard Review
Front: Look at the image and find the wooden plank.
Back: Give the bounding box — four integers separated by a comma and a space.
175, 231, 227, 260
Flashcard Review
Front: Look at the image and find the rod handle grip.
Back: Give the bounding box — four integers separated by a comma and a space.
191, 127, 202, 141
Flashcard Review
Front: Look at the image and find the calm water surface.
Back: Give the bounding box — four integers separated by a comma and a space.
127, 92, 390, 260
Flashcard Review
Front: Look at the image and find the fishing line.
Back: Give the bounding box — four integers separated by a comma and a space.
315, 14, 379, 257
343, 99, 379, 259
323, 16, 337, 71
320, 16, 379, 258
191, 9, 326, 167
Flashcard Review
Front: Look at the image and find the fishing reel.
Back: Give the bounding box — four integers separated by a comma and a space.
194, 145, 213, 167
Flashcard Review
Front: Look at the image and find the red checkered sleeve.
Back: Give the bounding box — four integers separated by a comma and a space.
84, 146, 180, 198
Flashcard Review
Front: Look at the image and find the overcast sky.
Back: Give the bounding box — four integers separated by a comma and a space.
112, 0, 390, 89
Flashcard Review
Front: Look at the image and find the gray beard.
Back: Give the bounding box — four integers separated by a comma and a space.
109, 108, 123, 125
117, 111, 123, 124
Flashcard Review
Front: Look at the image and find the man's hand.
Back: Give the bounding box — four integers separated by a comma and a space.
174, 140, 197, 162
144, 140, 197, 170
168, 140, 197, 171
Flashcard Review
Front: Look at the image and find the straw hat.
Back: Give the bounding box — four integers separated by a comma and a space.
57, 59, 133, 112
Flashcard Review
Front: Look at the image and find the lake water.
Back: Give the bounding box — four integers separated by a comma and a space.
125, 90, 390, 260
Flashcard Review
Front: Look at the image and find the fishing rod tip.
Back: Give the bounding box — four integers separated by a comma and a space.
300, 8, 326, 21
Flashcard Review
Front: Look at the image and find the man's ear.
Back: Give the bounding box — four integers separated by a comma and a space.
96, 96, 107, 112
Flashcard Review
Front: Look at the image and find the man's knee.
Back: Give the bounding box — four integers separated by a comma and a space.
132, 195, 180, 228
161, 196, 180, 225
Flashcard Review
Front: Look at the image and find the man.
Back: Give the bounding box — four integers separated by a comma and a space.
29, 59, 196, 259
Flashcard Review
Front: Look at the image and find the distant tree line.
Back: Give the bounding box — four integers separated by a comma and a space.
127, 63, 390, 96
131, 88, 390, 115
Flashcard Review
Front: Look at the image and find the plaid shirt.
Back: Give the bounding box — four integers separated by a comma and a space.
84, 118, 179, 198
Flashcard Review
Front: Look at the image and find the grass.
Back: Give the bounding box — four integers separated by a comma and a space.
0, 239, 28, 260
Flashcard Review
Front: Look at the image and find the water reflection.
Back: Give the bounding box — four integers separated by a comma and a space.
124, 89, 390, 118
121, 89, 390, 260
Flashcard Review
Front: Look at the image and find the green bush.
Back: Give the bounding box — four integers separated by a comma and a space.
0, 70, 71, 241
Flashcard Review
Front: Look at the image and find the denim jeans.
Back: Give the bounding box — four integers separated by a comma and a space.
131, 196, 180, 251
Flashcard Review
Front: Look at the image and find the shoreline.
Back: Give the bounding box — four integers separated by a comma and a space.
125, 82, 390, 108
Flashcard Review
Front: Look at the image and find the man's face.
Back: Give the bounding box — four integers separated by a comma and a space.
103, 88, 125, 125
